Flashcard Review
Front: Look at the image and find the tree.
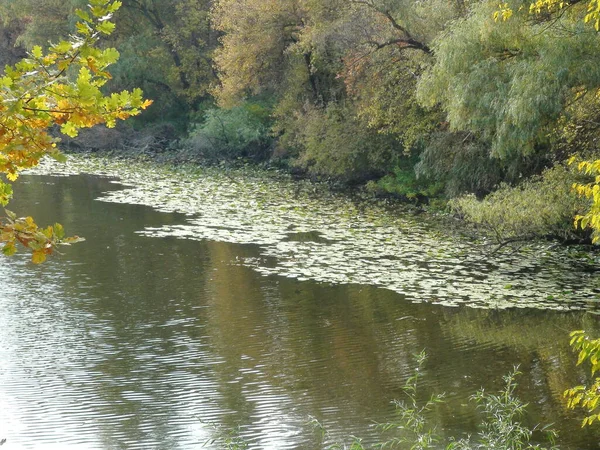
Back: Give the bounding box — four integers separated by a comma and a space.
116, 0, 216, 106
417, 0, 600, 159
0, 0, 215, 123
0, 0, 151, 263
491, 2, 600, 425
211, 0, 310, 106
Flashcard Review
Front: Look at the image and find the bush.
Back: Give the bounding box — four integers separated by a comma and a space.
287, 102, 402, 183
450, 164, 590, 242
366, 155, 445, 204
183, 100, 273, 161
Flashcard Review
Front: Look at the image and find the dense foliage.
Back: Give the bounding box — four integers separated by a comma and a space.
0, 0, 149, 262
4, 0, 600, 241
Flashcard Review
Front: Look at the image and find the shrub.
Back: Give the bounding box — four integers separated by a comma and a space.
449, 164, 590, 242
289, 102, 401, 183
366, 155, 445, 204
184, 100, 273, 161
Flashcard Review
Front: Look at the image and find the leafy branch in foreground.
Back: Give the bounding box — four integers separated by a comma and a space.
569, 158, 600, 243
564, 330, 600, 426
0, 0, 151, 263
1, 209, 83, 264
450, 370, 558, 450
495, 0, 600, 30
312, 353, 557, 450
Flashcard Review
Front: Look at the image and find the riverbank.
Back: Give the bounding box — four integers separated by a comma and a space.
59, 140, 595, 249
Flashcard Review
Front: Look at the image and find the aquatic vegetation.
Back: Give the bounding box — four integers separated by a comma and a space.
208, 355, 558, 450
26, 155, 600, 311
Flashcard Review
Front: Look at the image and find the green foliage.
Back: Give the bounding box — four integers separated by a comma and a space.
570, 157, 600, 243
565, 330, 600, 427
548, 90, 600, 162
183, 100, 273, 161
0, 0, 149, 262
288, 102, 400, 183
212, 0, 307, 106
496, 0, 600, 31
449, 370, 558, 450
416, 133, 505, 198
0, 0, 216, 125
372, 351, 444, 450
0, 210, 84, 264
450, 164, 588, 242
490, 1, 600, 246
366, 155, 444, 202
416, 132, 554, 198
342, 35, 440, 150
211, 0, 452, 185
418, 0, 600, 159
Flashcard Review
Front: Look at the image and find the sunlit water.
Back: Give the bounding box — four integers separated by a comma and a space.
1, 156, 600, 449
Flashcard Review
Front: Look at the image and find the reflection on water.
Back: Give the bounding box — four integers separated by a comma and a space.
0, 172, 599, 449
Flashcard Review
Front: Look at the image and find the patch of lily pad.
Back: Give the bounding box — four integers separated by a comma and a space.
27, 156, 600, 311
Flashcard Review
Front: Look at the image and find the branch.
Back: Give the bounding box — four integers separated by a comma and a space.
367, 37, 431, 54
349, 0, 432, 54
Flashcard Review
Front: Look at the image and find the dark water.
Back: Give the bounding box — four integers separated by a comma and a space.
1, 173, 600, 449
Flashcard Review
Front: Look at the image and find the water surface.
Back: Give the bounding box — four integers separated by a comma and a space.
1, 159, 600, 448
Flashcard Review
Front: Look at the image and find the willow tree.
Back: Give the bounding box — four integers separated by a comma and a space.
0, 0, 151, 263
417, 0, 600, 159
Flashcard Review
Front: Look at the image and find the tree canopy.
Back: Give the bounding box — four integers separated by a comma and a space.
4, 0, 600, 243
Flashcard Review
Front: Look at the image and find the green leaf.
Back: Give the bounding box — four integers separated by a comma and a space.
51, 40, 73, 54
76, 21, 92, 37
75, 9, 93, 23
54, 223, 65, 240
108, 1, 123, 13
96, 21, 116, 35
4, 209, 16, 220
2, 242, 16, 256
0, 182, 13, 206
0, 76, 13, 87
61, 122, 79, 138
50, 150, 67, 163
31, 46, 43, 58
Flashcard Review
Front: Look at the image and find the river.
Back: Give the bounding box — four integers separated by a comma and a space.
1, 156, 600, 449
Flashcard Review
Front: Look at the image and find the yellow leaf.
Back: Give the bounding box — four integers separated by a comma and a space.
31, 250, 47, 264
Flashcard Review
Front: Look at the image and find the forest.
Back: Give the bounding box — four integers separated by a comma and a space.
3, 1, 600, 448
2, 0, 600, 245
